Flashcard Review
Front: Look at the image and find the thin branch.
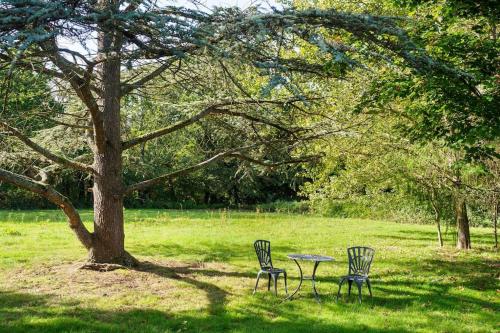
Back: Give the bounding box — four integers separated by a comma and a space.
121, 58, 177, 96
229, 152, 323, 167
125, 144, 322, 195
50, 119, 92, 129
122, 105, 216, 150
125, 150, 232, 194
214, 108, 298, 134
40, 40, 105, 151
0, 121, 95, 173
122, 98, 311, 150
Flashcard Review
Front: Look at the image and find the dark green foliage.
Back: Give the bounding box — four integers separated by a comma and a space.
0, 69, 60, 133
357, 0, 500, 159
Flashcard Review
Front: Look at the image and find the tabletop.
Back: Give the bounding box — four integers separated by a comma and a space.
287, 254, 333, 262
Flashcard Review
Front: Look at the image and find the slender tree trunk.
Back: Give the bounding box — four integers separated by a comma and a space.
494, 200, 498, 249
436, 218, 443, 247
430, 190, 443, 247
455, 197, 471, 249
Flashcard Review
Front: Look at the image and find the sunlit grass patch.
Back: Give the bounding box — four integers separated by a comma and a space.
0, 209, 498, 333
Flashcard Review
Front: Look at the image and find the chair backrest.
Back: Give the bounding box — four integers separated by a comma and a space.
254, 240, 273, 269
347, 246, 375, 276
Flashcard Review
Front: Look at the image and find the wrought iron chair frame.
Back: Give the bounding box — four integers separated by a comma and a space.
337, 246, 375, 303
253, 240, 288, 296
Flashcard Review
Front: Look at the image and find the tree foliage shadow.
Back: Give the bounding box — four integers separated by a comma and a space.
130, 242, 297, 263
374, 254, 499, 289
0, 290, 415, 333
134, 261, 236, 315
375, 229, 494, 244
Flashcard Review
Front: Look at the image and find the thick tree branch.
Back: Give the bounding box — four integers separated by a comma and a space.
0, 168, 93, 249
0, 121, 95, 173
40, 40, 106, 151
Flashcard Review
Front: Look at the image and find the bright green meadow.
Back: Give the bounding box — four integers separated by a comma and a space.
0, 209, 498, 332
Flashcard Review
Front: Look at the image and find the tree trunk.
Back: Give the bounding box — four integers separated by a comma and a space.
494, 200, 498, 249
88, 2, 136, 266
437, 219, 443, 248
455, 197, 471, 249
430, 190, 443, 247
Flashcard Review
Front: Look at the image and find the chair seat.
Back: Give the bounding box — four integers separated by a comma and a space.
341, 274, 368, 282
261, 267, 286, 273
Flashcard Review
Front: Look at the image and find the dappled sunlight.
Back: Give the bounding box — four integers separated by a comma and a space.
0, 211, 498, 332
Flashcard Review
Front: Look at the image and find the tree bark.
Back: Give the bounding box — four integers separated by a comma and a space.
455, 197, 471, 249
0, 168, 93, 249
87, 0, 136, 266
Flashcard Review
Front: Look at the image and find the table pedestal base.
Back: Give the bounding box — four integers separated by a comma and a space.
284, 260, 322, 302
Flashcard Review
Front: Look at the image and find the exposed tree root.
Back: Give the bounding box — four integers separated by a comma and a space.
79, 263, 127, 272
81, 251, 140, 271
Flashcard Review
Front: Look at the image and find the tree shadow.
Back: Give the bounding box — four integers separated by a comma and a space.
387, 256, 500, 291
375, 229, 494, 244
134, 261, 237, 315
368, 279, 499, 320
0, 289, 418, 333
1, 253, 498, 332
130, 242, 297, 263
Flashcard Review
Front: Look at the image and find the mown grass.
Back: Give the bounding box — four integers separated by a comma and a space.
0, 209, 498, 333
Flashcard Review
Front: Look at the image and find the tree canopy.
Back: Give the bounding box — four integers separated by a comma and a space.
0, 0, 498, 264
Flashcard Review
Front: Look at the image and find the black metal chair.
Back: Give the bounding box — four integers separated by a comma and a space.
253, 240, 288, 296
337, 246, 375, 303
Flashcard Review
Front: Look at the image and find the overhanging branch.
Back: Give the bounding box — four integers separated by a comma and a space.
40, 40, 105, 151
228, 152, 323, 167
122, 98, 310, 150
0, 121, 95, 174
121, 58, 178, 96
124, 147, 322, 195
122, 105, 216, 150
124, 150, 232, 194
0, 168, 93, 249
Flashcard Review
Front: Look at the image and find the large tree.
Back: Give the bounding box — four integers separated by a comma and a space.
0, 0, 460, 266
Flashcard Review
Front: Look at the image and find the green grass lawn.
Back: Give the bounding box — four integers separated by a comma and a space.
0, 209, 498, 333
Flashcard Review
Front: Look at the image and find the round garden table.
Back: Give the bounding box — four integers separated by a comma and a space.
284, 254, 333, 302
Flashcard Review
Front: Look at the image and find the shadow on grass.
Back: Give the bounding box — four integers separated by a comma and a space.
0, 290, 414, 333
373, 229, 494, 245
375, 256, 500, 291
1, 256, 498, 333
136, 261, 233, 315
131, 241, 297, 263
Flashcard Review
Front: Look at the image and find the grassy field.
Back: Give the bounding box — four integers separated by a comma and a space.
0, 209, 498, 333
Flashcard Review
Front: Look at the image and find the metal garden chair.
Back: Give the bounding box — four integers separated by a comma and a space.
337, 246, 375, 303
253, 240, 288, 296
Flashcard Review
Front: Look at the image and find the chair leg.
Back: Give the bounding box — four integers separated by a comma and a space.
348, 279, 353, 295
284, 271, 288, 295
253, 271, 262, 295
356, 281, 363, 304
267, 274, 271, 291
272, 274, 278, 296
366, 278, 373, 297
337, 277, 346, 302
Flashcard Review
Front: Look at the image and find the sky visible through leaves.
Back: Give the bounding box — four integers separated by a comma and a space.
58, 0, 280, 57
